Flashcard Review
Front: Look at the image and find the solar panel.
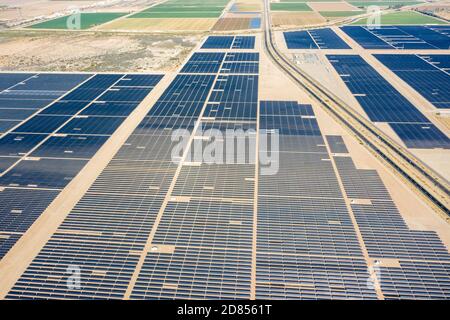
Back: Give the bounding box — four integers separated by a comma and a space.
375, 54, 450, 109
327, 54, 449, 149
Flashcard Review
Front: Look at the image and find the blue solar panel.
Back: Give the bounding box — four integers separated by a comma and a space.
0, 120, 20, 133
390, 123, 450, 149
0, 158, 88, 189
327, 55, 449, 149
0, 73, 35, 91
115, 74, 163, 87
0, 133, 47, 156
0, 188, 59, 232
98, 87, 152, 102
375, 54, 450, 109
11, 74, 91, 92
204, 102, 257, 120
0, 108, 35, 120
209, 75, 258, 103
39, 101, 90, 115
156, 74, 216, 103
0, 99, 53, 109
62, 74, 122, 101
12, 115, 70, 134
57, 116, 125, 135
201, 36, 234, 49
342, 26, 450, 50
180, 62, 222, 74
0, 157, 19, 174
225, 52, 259, 62
232, 36, 255, 49
284, 31, 318, 49
285, 28, 350, 49
80, 102, 139, 116
309, 28, 350, 49
31, 135, 109, 158
148, 101, 205, 117
186, 52, 226, 62
420, 54, 450, 70
327, 55, 428, 123
220, 62, 259, 74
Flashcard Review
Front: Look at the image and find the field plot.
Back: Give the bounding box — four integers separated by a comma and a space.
231, 0, 262, 12
270, 3, 312, 11
352, 11, 447, 25
319, 10, 364, 17
307, 2, 360, 11
101, 17, 217, 31
272, 12, 326, 26
130, 0, 230, 18
27, 12, 127, 30
348, 1, 424, 8
213, 18, 256, 31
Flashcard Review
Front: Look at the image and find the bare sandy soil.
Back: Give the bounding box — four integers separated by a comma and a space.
417, 4, 450, 20
0, 31, 199, 72
0, 0, 155, 27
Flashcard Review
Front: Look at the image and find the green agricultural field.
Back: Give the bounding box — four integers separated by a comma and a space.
270, 3, 312, 11
278, 0, 344, 2
141, 5, 225, 12
352, 11, 448, 25
348, 1, 424, 8
28, 12, 126, 30
320, 11, 364, 17
132, 0, 230, 19
130, 11, 223, 18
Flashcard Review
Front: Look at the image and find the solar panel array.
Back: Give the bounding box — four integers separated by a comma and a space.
7, 46, 260, 299
327, 55, 450, 149
332, 147, 450, 299
284, 28, 350, 49
256, 101, 377, 299
374, 54, 450, 109
201, 36, 255, 49
342, 26, 450, 50
181, 52, 259, 75
3, 34, 450, 300
0, 73, 163, 261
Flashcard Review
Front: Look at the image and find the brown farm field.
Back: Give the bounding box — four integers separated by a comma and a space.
99, 18, 217, 31
272, 11, 326, 27
213, 18, 253, 31
307, 2, 360, 11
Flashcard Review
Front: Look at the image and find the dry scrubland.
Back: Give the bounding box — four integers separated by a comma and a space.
0, 31, 199, 72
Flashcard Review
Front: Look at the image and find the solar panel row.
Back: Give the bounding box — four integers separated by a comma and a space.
6, 48, 258, 298
256, 101, 377, 299
131, 55, 260, 299
181, 52, 259, 75
332, 140, 450, 299
374, 54, 450, 109
0, 73, 162, 261
284, 28, 350, 49
327, 55, 450, 149
201, 35, 256, 49
341, 26, 450, 50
